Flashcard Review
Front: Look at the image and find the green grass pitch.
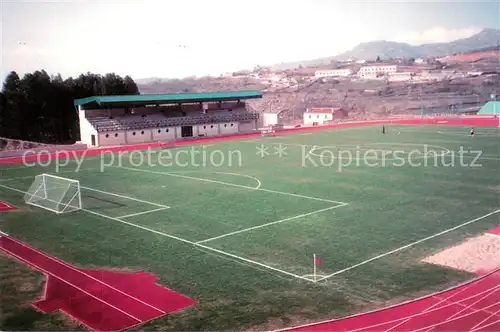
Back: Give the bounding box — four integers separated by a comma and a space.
1, 124, 499, 331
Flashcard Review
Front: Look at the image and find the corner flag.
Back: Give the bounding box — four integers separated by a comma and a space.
314, 256, 323, 266
313, 254, 323, 282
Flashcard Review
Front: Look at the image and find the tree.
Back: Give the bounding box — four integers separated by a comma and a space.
0, 70, 140, 143
123, 75, 139, 95
1, 71, 23, 139
376, 56, 381, 62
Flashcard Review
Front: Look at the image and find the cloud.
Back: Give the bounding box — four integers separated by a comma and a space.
392, 27, 482, 45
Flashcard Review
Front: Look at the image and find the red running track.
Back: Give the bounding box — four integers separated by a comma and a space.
281, 269, 500, 331
488, 226, 500, 236
0, 235, 196, 331
0, 200, 17, 211
1, 116, 497, 165
281, 225, 500, 332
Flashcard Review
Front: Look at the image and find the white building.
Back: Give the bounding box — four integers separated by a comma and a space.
314, 69, 352, 78
75, 92, 261, 147
303, 108, 334, 125
414, 58, 425, 64
358, 65, 397, 78
262, 112, 279, 127
387, 72, 413, 82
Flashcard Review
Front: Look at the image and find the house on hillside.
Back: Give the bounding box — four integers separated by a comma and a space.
314, 69, 352, 78
303, 108, 346, 125
387, 72, 413, 82
358, 65, 397, 79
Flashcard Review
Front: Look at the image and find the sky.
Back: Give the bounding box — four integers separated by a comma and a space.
0, 0, 499, 81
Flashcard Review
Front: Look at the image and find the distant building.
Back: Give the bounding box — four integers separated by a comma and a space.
358, 65, 397, 75
314, 69, 352, 78
303, 107, 345, 125
413, 71, 446, 82
414, 58, 425, 64
387, 72, 413, 82
262, 112, 281, 127
303, 108, 333, 125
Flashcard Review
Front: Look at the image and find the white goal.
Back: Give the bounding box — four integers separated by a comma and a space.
23, 173, 82, 214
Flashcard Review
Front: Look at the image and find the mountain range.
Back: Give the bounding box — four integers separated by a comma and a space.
136, 28, 500, 82
273, 28, 500, 69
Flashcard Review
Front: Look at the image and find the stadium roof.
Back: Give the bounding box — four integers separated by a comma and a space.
477, 101, 500, 115
74, 91, 262, 108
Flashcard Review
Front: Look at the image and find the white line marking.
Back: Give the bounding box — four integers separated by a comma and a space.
116, 207, 170, 219
8, 236, 166, 314
0, 165, 36, 171
116, 165, 346, 204
80, 186, 170, 209
0, 168, 100, 183
0, 245, 143, 322
348, 283, 500, 332
213, 171, 262, 189
485, 232, 500, 238
84, 208, 195, 244
478, 156, 500, 161
391, 289, 500, 332
469, 309, 500, 332
240, 138, 263, 143
0, 175, 44, 182
0, 201, 14, 209
471, 316, 500, 331
196, 204, 347, 244
83, 209, 314, 283
409, 299, 500, 332
433, 295, 500, 316
0, 182, 317, 282
385, 280, 500, 332
265, 142, 500, 161
316, 208, 500, 282
272, 268, 500, 332
422, 287, 500, 332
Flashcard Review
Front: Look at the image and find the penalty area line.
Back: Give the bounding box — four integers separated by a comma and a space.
115, 207, 170, 219
80, 185, 170, 209
0, 182, 314, 283
84, 209, 314, 283
196, 203, 347, 244
316, 208, 500, 282
117, 165, 346, 204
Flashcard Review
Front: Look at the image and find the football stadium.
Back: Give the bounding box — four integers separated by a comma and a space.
1, 91, 500, 331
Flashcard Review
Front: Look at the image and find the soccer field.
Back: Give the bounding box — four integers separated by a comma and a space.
1, 124, 500, 331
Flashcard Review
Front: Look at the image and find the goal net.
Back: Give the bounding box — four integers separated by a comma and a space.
23, 173, 82, 214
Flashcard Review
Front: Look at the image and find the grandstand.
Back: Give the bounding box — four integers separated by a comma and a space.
74, 91, 262, 147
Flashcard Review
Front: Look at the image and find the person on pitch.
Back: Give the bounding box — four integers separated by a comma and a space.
382, 125, 386, 134
470, 127, 475, 137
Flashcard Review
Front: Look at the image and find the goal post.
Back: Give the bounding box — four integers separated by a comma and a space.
24, 173, 82, 214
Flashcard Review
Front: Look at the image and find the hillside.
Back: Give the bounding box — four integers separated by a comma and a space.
274, 28, 500, 69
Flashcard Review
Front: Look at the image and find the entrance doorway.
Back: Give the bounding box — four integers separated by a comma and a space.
181, 126, 193, 138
